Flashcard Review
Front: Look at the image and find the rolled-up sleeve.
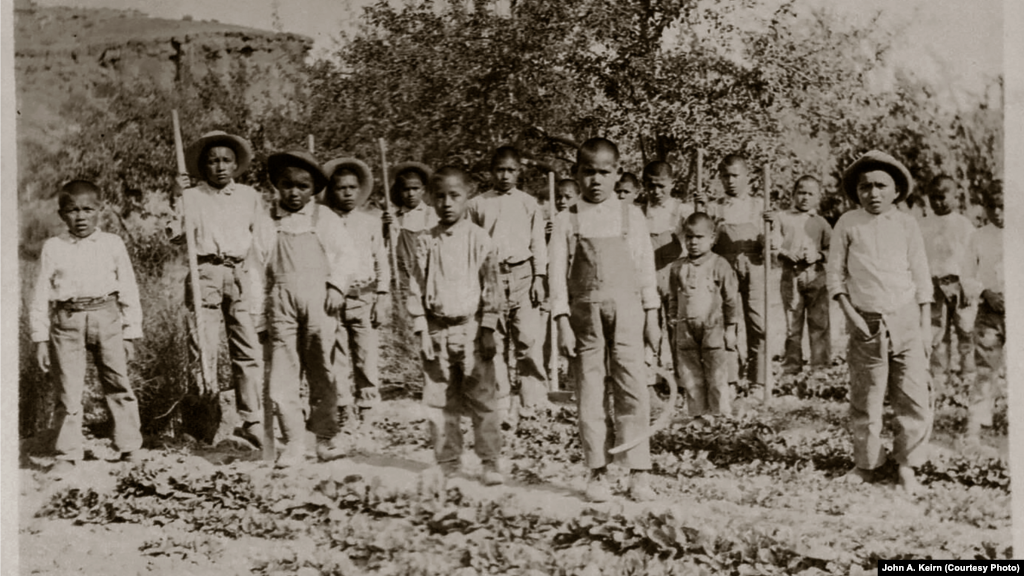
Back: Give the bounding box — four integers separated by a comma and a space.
826, 214, 849, 301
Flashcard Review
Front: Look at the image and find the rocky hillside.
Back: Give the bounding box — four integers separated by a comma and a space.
14, 0, 312, 158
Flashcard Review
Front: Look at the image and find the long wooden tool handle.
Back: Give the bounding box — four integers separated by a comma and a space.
547, 171, 559, 393
308, 134, 315, 154
172, 110, 213, 396
763, 164, 772, 404
695, 147, 704, 213
378, 138, 398, 288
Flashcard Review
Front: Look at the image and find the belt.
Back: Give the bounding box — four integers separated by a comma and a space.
55, 292, 118, 312
499, 259, 529, 273
346, 282, 380, 299
197, 254, 245, 267
426, 313, 473, 328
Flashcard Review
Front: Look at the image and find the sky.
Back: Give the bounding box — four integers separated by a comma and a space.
31, 0, 1004, 100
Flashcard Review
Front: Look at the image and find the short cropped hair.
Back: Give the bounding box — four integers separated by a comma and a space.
556, 179, 580, 193
793, 175, 822, 192
642, 161, 673, 180
983, 180, 1003, 207
491, 146, 522, 169
718, 153, 748, 172
618, 172, 640, 188
927, 174, 957, 197
431, 165, 474, 191
682, 212, 715, 233
576, 138, 620, 164
58, 180, 102, 211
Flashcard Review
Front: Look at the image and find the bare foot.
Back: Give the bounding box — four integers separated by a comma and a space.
897, 465, 920, 496
839, 466, 873, 485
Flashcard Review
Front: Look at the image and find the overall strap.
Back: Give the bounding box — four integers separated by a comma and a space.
569, 203, 581, 239
621, 199, 631, 238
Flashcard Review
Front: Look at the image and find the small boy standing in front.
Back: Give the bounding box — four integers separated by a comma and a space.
468, 147, 549, 415
827, 150, 932, 494
264, 151, 353, 466
31, 180, 144, 475
323, 158, 391, 429
550, 138, 659, 503
408, 166, 507, 486
918, 175, 976, 390
667, 213, 739, 416
960, 184, 1004, 447
775, 176, 832, 375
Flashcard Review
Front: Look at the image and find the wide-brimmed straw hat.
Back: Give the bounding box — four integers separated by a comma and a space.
842, 150, 913, 205
390, 162, 434, 208
324, 157, 374, 204
267, 150, 328, 194
184, 131, 253, 180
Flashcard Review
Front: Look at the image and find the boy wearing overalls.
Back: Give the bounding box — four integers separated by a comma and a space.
550, 138, 660, 503
265, 151, 354, 466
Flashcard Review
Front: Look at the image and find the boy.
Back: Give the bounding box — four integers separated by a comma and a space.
615, 173, 641, 204
960, 183, 1003, 447
322, 157, 391, 429
381, 162, 436, 294
918, 175, 976, 389
545, 179, 581, 242
667, 213, 739, 416
408, 166, 507, 486
264, 151, 353, 466
827, 150, 932, 494
775, 176, 832, 375
468, 146, 549, 416
641, 161, 694, 388
166, 131, 272, 448
550, 138, 659, 503
32, 180, 143, 475
707, 154, 768, 390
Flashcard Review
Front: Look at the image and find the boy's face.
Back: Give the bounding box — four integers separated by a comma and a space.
203, 145, 238, 189
329, 172, 362, 212
555, 184, 579, 212
683, 220, 715, 257
60, 192, 101, 238
928, 179, 957, 216
432, 176, 470, 225
576, 149, 620, 204
643, 174, 673, 203
793, 180, 821, 213
719, 162, 748, 198
399, 174, 426, 209
492, 158, 521, 193
985, 193, 1004, 228
274, 166, 316, 213
857, 170, 898, 215
615, 180, 637, 202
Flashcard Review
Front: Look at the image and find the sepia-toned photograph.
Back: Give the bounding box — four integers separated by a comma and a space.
5, 0, 1018, 573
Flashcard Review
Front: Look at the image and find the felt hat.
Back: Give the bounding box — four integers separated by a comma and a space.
267, 150, 329, 194
390, 162, 434, 208
184, 131, 254, 180
841, 150, 914, 206
324, 157, 375, 204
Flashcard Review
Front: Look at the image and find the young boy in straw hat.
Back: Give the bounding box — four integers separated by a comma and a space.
827, 150, 933, 494
323, 157, 391, 431
166, 130, 274, 448
264, 150, 354, 466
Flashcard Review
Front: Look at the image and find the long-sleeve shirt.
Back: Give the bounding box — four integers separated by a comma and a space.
406, 218, 500, 333
918, 212, 975, 279
268, 202, 357, 294
644, 197, 694, 238
776, 209, 831, 269
467, 188, 548, 277
164, 180, 275, 262
827, 207, 932, 314
667, 251, 739, 327
331, 206, 391, 293
961, 224, 1003, 301
548, 197, 658, 318
31, 230, 143, 342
